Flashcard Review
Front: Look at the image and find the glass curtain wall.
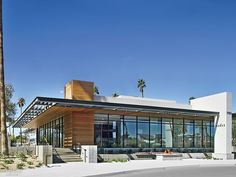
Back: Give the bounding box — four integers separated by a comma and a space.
94, 114, 214, 149
233, 117, 236, 146
38, 117, 64, 148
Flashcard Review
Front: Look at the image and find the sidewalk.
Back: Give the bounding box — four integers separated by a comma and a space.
1, 159, 236, 177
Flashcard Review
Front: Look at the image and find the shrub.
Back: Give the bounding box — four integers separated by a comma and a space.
17, 163, 25, 169
17, 153, 27, 160
27, 161, 33, 165
17, 153, 27, 162
0, 163, 9, 170
112, 158, 128, 163
26, 149, 33, 156
4, 159, 14, 164
17, 153, 25, 158
28, 166, 35, 169
36, 162, 43, 168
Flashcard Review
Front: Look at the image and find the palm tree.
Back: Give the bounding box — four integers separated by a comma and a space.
188, 96, 196, 104
94, 86, 99, 95
17, 98, 25, 114
137, 79, 146, 98
17, 98, 25, 146
112, 93, 119, 97
0, 0, 9, 155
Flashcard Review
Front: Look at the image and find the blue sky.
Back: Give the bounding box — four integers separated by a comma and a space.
2, 0, 236, 116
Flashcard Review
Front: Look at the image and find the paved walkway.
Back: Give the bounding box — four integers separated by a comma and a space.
1, 159, 236, 177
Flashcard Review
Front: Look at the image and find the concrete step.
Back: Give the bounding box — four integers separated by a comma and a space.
53, 148, 82, 163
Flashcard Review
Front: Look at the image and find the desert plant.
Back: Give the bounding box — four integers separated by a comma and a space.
17, 152, 26, 159
26, 149, 33, 156
17, 163, 25, 169
3, 159, 14, 164
27, 161, 33, 165
0, 163, 9, 170
17, 152, 27, 161
35, 162, 43, 168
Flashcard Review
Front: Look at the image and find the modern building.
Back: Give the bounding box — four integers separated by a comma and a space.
13, 80, 236, 159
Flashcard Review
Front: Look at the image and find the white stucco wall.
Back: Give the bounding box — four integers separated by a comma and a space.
94, 95, 192, 109
190, 92, 233, 160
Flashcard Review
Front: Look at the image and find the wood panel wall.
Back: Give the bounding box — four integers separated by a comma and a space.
70, 111, 94, 146
64, 80, 94, 101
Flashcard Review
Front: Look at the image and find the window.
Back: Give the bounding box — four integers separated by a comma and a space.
108, 115, 123, 148
232, 118, 236, 146
137, 117, 149, 148
150, 118, 162, 148
210, 120, 214, 148
184, 120, 194, 148
194, 120, 202, 148
203, 120, 211, 148
162, 118, 173, 148
123, 116, 137, 148
94, 114, 108, 148
173, 119, 183, 148
38, 117, 64, 148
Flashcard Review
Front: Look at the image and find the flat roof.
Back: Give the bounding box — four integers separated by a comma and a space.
13, 97, 219, 128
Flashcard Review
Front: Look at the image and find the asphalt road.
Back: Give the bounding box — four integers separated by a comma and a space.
96, 165, 236, 177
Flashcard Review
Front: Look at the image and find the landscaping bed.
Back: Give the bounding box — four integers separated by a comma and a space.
0, 153, 43, 171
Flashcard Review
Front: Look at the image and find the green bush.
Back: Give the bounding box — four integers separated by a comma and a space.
4, 159, 14, 164
28, 166, 35, 169
26, 149, 33, 156
36, 162, 43, 168
17, 163, 25, 169
21, 157, 27, 162
27, 161, 33, 165
17, 153, 27, 159
17, 153, 27, 162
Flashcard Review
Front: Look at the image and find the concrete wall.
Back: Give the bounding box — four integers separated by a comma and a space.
9, 146, 35, 155
81, 145, 97, 163
191, 92, 233, 159
35, 145, 52, 165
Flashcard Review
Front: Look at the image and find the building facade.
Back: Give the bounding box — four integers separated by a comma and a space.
13, 80, 235, 159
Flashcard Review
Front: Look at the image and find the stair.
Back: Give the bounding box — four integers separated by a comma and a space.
53, 148, 82, 163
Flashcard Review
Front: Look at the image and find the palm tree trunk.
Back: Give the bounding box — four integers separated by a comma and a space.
20, 107, 22, 146
141, 90, 144, 98
0, 0, 9, 155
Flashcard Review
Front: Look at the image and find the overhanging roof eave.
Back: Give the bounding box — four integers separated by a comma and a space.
13, 96, 219, 128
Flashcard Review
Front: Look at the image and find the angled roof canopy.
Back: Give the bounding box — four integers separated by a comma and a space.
13, 97, 219, 128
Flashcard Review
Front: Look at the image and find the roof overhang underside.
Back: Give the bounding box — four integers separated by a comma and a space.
13, 97, 219, 128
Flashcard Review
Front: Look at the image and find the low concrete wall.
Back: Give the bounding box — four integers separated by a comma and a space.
9, 146, 35, 155
81, 145, 97, 163
35, 145, 52, 165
